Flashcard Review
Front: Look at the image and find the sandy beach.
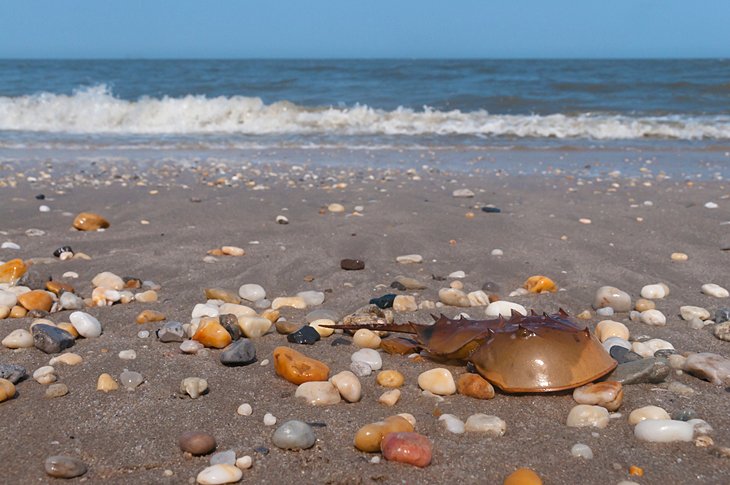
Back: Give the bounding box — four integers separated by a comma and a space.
0, 157, 729, 484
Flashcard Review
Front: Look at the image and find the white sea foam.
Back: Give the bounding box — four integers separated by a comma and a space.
1, 85, 730, 140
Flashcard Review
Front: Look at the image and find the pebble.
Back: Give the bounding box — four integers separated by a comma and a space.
570, 443, 593, 459
296, 381, 341, 405
351, 348, 382, 370
119, 370, 144, 390
235, 456, 252, 470
328, 202, 345, 212
671, 252, 688, 261
1, 242, 20, 250
237, 403, 253, 416
44, 455, 87, 479
181, 377, 208, 399
0, 378, 16, 402
464, 414, 506, 436
682, 352, 730, 385
705, 201, 718, 209
0, 364, 26, 384
381, 432, 432, 467
394, 276, 427, 290
523, 275, 557, 293
350, 360, 373, 377
91, 271, 124, 291
97, 373, 119, 392
485, 301, 526, 318
377, 370, 405, 388
715, 308, 730, 323
263, 413, 277, 426
640, 283, 669, 299
32, 324, 75, 354
309, 318, 335, 337
72, 212, 109, 231
272, 420, 316, 450
603, 336, 631, 353
49, 353, 83, 366
392, 295, 417, 312
702, 283, 729, 298
192, 303, 220, 319
59, 292, 83, 310
210, 449, 236, 466
305, 309, 339, 323
179, 431, 217, 455
0, 258, 27, 285
45, 383, 69, 398
452, 188, 475, 198
2, 328, 34, 349
193, 319, 232, 348
680, 305, 710, 321
220, 339, 256, 366
221, 246, 245, 257
17, 290, 53, 312
272, 296, 307, 310
379, 389, 401, 406
354, 415, 414, 452
157, 321, 186, 342
593, 286, 632, 312
237, 284, 265, 302
439, 414, 465, 434
273, 346, 330, 384
33, 365, 56, 385
566, 404, 609, 428
714, 321, 730, 341
628, 405, 670, 425
611, 357, 670, 384
135, 289, 157, 303
438, 288, 470, 307
286, 326, 320, 345
196, 464, 242, 484
640, 309, 666, 326
596, 307, 614, 317
0, 290, 17, 308
634, 298, 655, 312
353, 329, 381, 349
396, 254, 423, 264
572, 381, 623, 411
456, 373, 495, 399
276, 215, 289, 224
238, 316, 271, 338
418, 368, 456, 395
594, 320, 629, 342
118, 349, 136, 360
634, 419, 694, 442
632, 338, 674, 358
330, 370, 362, 402
340, 258, 365, 270
219, 314, 242, 340
504, 468, 543, 485
69, 311, 102, 338
467, 290, 490, 307
297, 290, 325, 306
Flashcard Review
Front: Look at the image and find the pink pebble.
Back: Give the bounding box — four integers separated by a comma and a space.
380, 432, 432, 467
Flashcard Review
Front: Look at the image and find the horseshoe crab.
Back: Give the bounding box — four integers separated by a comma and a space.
327, 309, 616, 393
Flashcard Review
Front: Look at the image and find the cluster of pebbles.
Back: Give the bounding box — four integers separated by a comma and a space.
1, 167, 730, 484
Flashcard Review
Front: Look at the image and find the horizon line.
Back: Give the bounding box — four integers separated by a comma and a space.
1, 56, 728, 61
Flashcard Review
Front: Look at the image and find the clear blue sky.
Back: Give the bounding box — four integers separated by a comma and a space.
1, 0, 728, 59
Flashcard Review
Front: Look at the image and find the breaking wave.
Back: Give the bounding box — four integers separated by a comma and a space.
1, 85, 730, 140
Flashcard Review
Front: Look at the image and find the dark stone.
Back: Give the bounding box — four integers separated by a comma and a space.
32, 324, 75, 354
340, 258, 365, 270
672, 408, 698, 421
715, 308, 730, 324
369, 294, 396, 309
156, 321, 185, 343
465, 362, 478, 374
306, 422, 327, 428
481, 281, 500, 293
481, 206, 501, 213
330, 337, 351, 347
390, 281, 407, 291
287, 326, 321, 345
254, 446, 269, 455
0, 363, 27, 384
220, 314, 242, 340
609, 357, 670, 385
44, 455, 87, 479
35, 194, 45, 200
609, 346, 643, 364
52, 246, 74, 258
18, 270, 49, 290
431, 274, 446, 281
654, 348, 679, 359
178, 432, 216, 456
220, 339, 256, 366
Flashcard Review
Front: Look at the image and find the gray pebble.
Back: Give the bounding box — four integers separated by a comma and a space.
272, 420, 316, 450
32, 324, 75, 354
609, 346, 643, 364
0, 364, 27, 384
220, 314, 242, 340
672, 408, 698, 421
350, 360, 372, 377
305, 309, 339, 323
119, 371, 144, 390
220, 339, 256, 366
596, 307, 614, 317
44, 455, 87, 479
714, 308, 730, 324
610, 357, 670, 385
157, 321, 185, 342
210, 449, 236, 465
45, 383, 69, 398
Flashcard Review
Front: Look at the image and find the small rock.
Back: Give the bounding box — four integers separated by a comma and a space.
44, 455, 87, 479
271, 296, 307, 310
69, 311, 102, 338
485, 300, 526, 318
237, 403, 253, 416
351, 348, 382, 370
595, 320, 630, 342
456, 373, 495, 399
17, 290, 53, 312
640, 283, 669, 299
628, 405, 671, 425
438, 288, 470, 307
210, 450, 236, 466
272, 420, 316, 450
381, 432, 432, 467
220, 339, 256, 366
634, 420, 694, 442
523, 275, 557, 293
713, 322, 730, 342
263, 413, 277, 426
379, 389, 401, 406
640, 309, 666, 326
396, 254, 423, 264
377, 370, 405, 388
610, 357, 670, 385
157, 321, 186, 342
330, 371, 361, 402
238, 284, 266, 302
353, 329, 381, 349
417, 368, 456, 395
0, 364, 27, 384
634, 298, 655, 312
340, 259, 365, 270
45, 383, 69, 398
452, 188, 474, 198
715, 308, 730, 323
572, 381, 623, 411
593, 286, 632, 312
671, 252, 688, 261
350, 361, 372, 377
193, 319, 232, 348
181, 377, 208, 398
286, 326, 321, 345
354, 416, 413, 452
566, 405, 609, 428
702, 283, 729, 298
32, 324, 75, 354
118, 349, 136, 360
481, 206, 501, 213
438, 414, 465, 434
196, 464, 242, 484
596, 307, 614, 317
570, 443, 593, 459
273, 346, 330, 384
309, 319, 335, 337
464, 414, 506, 436
179, 432, 217, 455
295, 381, 341, 405
2, 328, 34, 349
235, 456, 252, 470
680, 305, 710, 321
632, 338, 674, 358
370, 294, 396, 309
276, 215, 289, 224
97, 373, 119, 392
504, 468, 543, 485
119, 370, 144, 390
237, 316, 272, 338
394, 276, 427, 290
682, 352, 730, 385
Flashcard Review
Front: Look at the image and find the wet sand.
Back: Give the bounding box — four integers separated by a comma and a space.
0, 158, 729, 484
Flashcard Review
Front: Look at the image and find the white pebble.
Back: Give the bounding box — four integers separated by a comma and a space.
196, 464, 242, 485
417, 368, 456, 395
238, 284, 266, 302
628, 405, 670, 425
118, 349, 137, 360
484, 300, 526, 318
296, 290, 325, 306
137, 330, 150, 338
491, 249, 503, 256
595, 320, 630, 342
448, 270, 466, 278
464, 414, 506, 437
640, 283, 668, 299
235, 455, 252, 470
1, 242, 20, 250
33, 365, 56, 384
396, 254, 423, 264
631, 339, 674, 358
39, 205, 50, 212
237, 403, 253, 416
634, 419, 694, 442
701, 283, 729, 298
438, 414, 465, 434
566, 405, 609, 428
640, 309, 666, 326
69, 311, 102, 338
191, 303, 219, 319
263, 413, 277, 426
351, 348, 382, 370
704, 202, 718, 209
570, 443, 593, 459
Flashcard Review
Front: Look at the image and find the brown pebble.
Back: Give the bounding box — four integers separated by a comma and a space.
9, 305, 27, 318
136, 310, 166, 324
273, 346, 330, 384
303, 275, 315, 282
456, 373, 495, 400
192, 319, 232, 349
17, 290, 53, 312
340, 258, 365, 271
275, 321, 299, 335
46, 281, 75, 296
204, 288, 241, 304
72, 212, 110, 231
178, 431, 217, 456
354, 416, 414, 452
635, 298, 656, 312
57, 322, 79, 338
0, 378, 16, 402
377, 370, 405, 388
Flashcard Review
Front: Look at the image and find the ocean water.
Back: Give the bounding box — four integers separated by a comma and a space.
1, 59, 729, 174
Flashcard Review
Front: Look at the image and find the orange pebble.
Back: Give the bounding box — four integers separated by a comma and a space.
523, 275, 557, 293
504, 468, 543, 485
0, 258, 27, 284
629, 465, 644, 477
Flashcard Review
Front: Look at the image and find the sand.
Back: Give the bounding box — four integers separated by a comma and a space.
0, 158, 728, 484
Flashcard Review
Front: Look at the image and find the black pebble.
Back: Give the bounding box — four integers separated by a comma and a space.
390, 281, 407, 291
431, 274, 446, 281
254, 447, 269, 455
369, 294, 396, 309
53, 246, 73, 258
609, 345, 643, 364
287, 326, 321, 345
481, 206, 501, 213
219, 314, 242, 340
35, 194, 45, 200
340, 258, 365, 270
481, 281, 500, 293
